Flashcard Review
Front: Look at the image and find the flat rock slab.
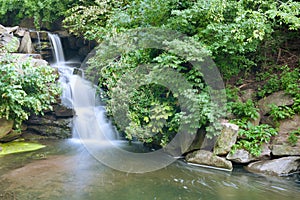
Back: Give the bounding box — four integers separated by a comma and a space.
246, 156, 300, 176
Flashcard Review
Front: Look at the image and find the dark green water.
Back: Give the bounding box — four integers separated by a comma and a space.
0, 139, 299, 200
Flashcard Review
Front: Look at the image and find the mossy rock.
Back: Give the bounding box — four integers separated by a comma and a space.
0, 141, 45, 156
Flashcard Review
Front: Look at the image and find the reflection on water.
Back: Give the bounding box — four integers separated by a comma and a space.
0, 139, 299, 200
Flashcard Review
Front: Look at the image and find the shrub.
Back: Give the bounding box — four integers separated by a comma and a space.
0, 54, 60, 128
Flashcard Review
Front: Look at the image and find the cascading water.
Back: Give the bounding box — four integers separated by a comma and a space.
47, 33, 118, 142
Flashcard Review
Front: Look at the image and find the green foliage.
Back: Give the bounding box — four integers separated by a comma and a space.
0, 0, 76, 29
269, 104, 295, 122
257, 65, 300, 98
288, 128, 300, 146
0, 54, 60, 128
232, 124, 277, 156
62, 0, 300, 148
229, 99, 259, 121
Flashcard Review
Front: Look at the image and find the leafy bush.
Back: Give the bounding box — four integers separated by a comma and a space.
0, 0, 76, 29
269, 104, 295, 122
231, 124, 277, 156
0, 54, 60, 128
288, 128, 300, 146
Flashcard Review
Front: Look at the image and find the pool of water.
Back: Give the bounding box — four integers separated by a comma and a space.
0, 139, 299, 200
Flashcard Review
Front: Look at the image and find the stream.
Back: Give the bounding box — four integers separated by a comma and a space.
0, 34, 299, 200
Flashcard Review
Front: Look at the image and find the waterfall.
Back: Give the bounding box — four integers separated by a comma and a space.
48, 33, 66, 64
47, 33, 118, 141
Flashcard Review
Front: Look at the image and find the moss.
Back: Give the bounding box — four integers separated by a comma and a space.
0, 141, 45, 156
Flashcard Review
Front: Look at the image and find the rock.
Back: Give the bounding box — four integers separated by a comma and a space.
0, 24, 6, 33
26, 114, 72, 139
213, 123, 239, 155
15, 28, 27, 37
19, 31, 34, 53
0, 130, 22, 142
19, 18, 35, 30
241, 89, 256, 102
278, 114, 300, 134
272, 144, 300, 156
246, 156, 300, 176
30, 31, 49, 41
78, 46, 90, 57
258, 91, 294, 115
226, 149, 258, 163
271, 133, 300, 156
6, 26, 19, 34
0, 118, 14, 139
53, 104, 74, 117
186, 150, 233, 170
270, 115, 300, 156
54, 30, 70, 38
226, 144, 271, 163
28, 124, 72, 139
0, 33, 20, 52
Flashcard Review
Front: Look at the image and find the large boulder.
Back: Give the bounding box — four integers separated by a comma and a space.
213, 123, 239, 155
246, 156, 300, 176
0, 118, 14, 139
186, 150, 233, 171
18, 31, 34, 53
258, 91, 294, 115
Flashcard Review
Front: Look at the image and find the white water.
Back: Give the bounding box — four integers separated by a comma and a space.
48, 33, 117, 142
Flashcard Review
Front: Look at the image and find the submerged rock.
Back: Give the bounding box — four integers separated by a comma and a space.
186, 150, 233, 171
246, 156, 300, 176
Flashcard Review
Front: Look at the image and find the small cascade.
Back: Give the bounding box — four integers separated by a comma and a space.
36, 31, 42, 54
48, 33, 66, 64
47, 32, 118, 141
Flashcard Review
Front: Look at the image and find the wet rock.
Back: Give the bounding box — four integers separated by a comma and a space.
28, 124, 72, 139
53, 104, 74, 117
258, 91, 294, 115
0, 118, 14, 139
186, 150, 233, 171
213, 123, 239, 155
246, 156, 300, 176
19, 31, 34, 53
54, 30, 70, 38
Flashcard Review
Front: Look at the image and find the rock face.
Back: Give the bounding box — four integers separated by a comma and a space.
258, 91, 294, 115
25, 105, 73, 139
0, 118, 14, 139
186, 150, 233, 170
246, 156, 300, 176
213, 123, 239, 155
